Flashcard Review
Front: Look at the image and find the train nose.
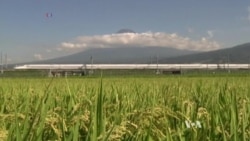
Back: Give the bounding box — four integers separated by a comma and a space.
14, 65, 27, 69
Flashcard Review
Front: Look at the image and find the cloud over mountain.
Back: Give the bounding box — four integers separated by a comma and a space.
61, 32, 221, 51
34, 54, 43, 60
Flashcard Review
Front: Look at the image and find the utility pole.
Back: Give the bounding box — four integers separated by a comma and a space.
227, 54, 230, 73
5, 53, 7, 69
156, 55, 158, 69
90, 55, 93, 75
248, 56, 250, 72
156, 55, 160, 74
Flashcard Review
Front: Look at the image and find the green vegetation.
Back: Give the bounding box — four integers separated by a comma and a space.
0, 76, 250, 140
2, 69, 250, 78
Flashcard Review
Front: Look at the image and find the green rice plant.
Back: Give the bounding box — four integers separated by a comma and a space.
1, 76, 250, 140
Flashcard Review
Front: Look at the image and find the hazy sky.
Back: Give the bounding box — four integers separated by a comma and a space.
1, 0, 250, 63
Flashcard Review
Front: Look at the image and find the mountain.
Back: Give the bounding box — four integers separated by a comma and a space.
34, 47, 198, 64
160, 43, 250, 64
116, 29, 136, 34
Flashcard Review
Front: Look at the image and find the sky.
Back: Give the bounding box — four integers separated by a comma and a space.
1, 0, 250, 63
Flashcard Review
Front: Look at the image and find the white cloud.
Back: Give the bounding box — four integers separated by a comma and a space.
61, 32, 221, 51
207, 30, 214, 38
34, 54, 43, 60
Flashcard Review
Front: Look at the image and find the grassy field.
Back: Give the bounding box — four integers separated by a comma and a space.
0, 75, 250, 140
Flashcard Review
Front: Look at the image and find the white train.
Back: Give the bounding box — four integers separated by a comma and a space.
14, 64, 250, 76
14, 64, 250, 70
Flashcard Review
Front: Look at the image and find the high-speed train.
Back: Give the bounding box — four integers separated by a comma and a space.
14, 63, 250, 70
14, 64, 250, 76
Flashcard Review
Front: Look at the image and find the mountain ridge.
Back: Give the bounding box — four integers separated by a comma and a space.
32, 46, 197, 64
160, 42, 250, 64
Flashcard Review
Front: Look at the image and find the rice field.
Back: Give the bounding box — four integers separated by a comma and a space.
0, 76, 250, 140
